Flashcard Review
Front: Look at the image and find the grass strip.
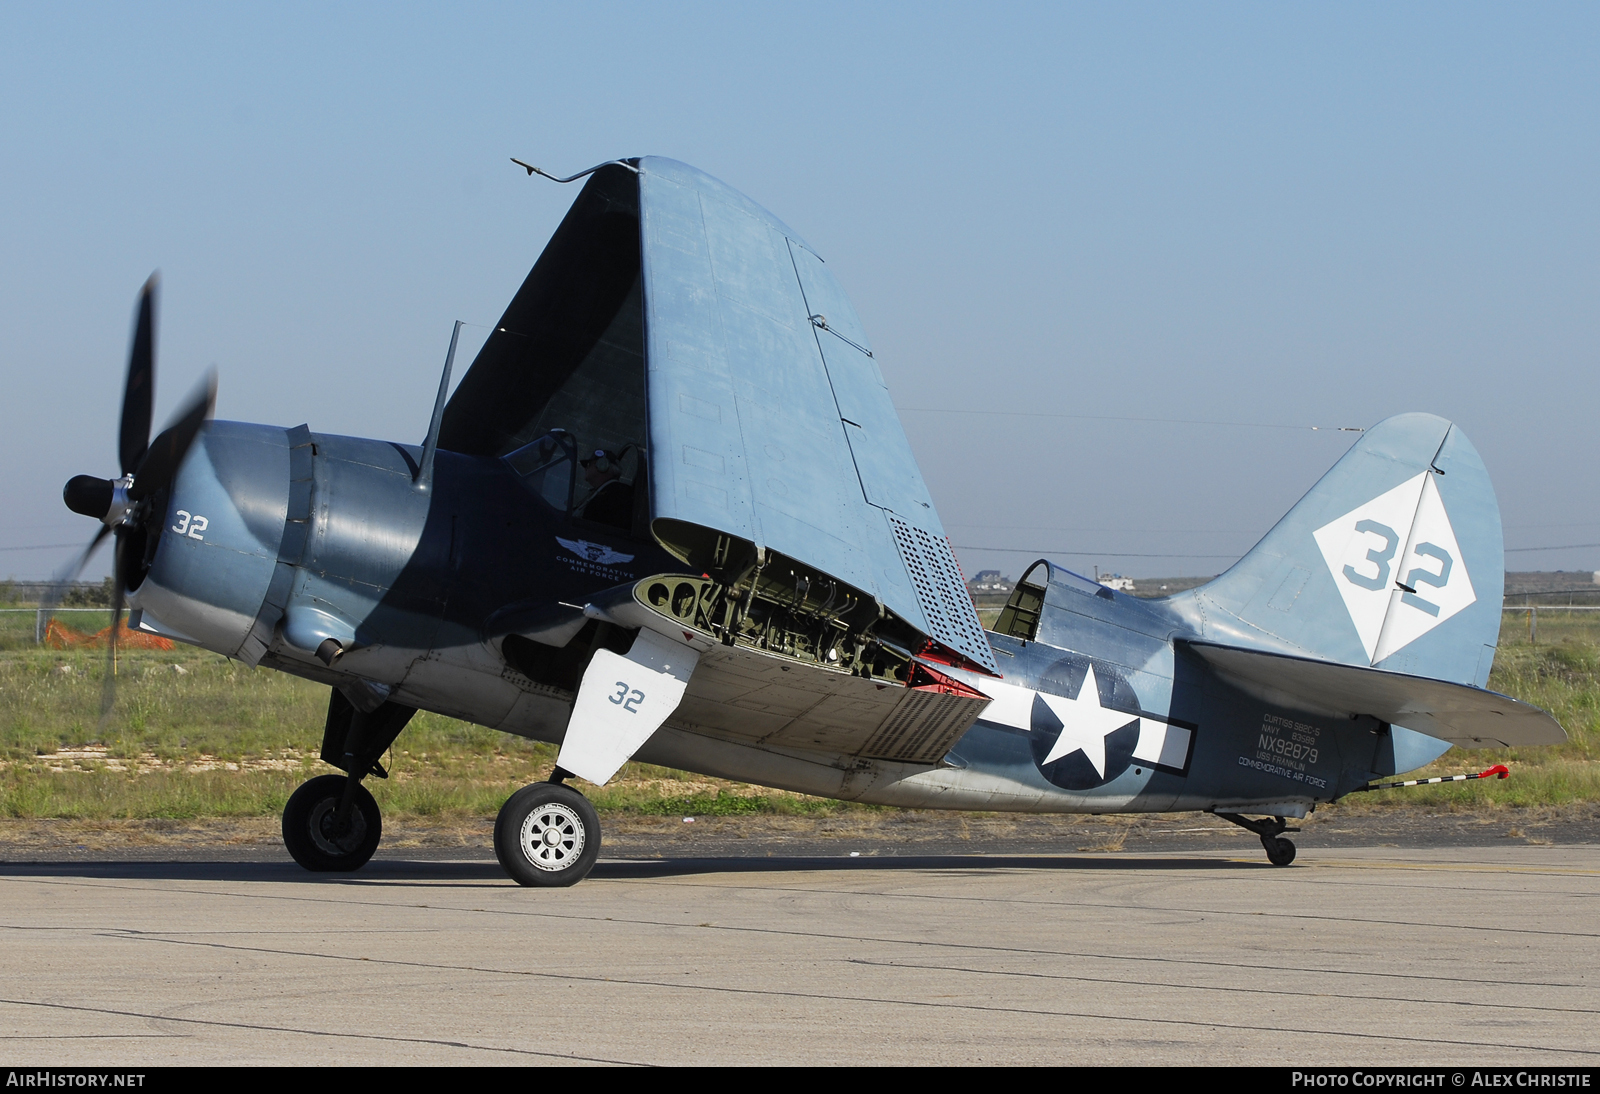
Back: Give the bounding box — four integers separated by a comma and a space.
0, 612, 1595, 819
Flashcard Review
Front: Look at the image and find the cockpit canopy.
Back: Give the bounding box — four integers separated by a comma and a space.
994, 559, 1125, 641
504, 428, 643, 532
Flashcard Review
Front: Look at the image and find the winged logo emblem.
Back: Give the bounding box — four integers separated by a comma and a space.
557, 537, 635, 566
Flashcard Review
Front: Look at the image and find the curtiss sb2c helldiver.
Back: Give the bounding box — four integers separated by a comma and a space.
58, 157, 1567, 886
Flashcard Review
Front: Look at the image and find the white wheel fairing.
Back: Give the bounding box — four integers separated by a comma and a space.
518, 802, 587, 871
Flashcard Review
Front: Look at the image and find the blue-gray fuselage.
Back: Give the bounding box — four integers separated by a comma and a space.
127, 420, 1442, 821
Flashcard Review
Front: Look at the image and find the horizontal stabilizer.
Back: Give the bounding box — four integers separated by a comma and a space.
1184, 640, 1566, 749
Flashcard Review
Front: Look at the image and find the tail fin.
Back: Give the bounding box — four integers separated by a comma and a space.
1170, 413, 1503, 686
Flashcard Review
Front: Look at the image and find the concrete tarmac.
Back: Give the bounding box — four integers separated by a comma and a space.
1, 845, 1597, 1066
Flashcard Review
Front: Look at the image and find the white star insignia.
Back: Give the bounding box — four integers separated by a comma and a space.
1039, 664, 1139, 778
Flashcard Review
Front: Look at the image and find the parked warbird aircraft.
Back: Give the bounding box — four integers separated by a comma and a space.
58, 157, 1565, 885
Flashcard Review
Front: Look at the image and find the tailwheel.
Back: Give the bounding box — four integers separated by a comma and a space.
283, 773, 382, 872
494, 781, 601, 887
1213, 811, 1301, 867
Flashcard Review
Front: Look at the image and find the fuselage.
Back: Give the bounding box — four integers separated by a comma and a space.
129, 421, 1437, 820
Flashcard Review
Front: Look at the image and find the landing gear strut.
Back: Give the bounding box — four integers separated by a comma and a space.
283, 690, 416, 874
494, 772, 601, 887
1215, 812, 1298, 866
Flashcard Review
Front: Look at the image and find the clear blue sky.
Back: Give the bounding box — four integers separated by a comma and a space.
3, 3, 1596, 583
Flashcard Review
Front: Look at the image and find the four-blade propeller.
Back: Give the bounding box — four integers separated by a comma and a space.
52, 275, 217, 721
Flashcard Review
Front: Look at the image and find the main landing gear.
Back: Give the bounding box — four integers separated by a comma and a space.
1215, 812, 1298, 866
283, 773, 383, 871
281, 690, 605, 885
283, 691, 416, 874
494, 769, 601, 887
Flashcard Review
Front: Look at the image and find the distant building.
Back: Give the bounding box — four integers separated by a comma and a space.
967, 571, 1014, 600
1098, 573, 1135, 592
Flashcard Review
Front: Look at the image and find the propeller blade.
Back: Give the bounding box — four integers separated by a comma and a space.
129, 367, 216, 502
119, 275, 158, 477
36, 526, 114, 620
98, 533, 128, 727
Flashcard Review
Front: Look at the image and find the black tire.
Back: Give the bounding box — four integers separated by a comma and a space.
283, 773, 382, 872
494, 782, 601, 888
1264, 836, 1297, 866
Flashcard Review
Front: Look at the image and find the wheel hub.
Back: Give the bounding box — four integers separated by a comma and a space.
308, 797, 368, 856
519, 803, 585, 871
